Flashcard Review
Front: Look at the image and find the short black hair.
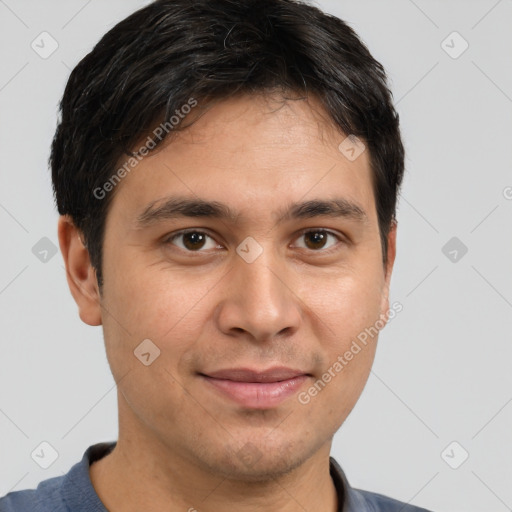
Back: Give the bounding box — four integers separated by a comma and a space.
51, 0, 404, 289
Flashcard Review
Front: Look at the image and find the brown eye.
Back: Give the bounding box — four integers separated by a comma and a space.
294, 230, 340, 251
304, 231, 327, 250
167, 230, 219, 252
182, 232, 207, 250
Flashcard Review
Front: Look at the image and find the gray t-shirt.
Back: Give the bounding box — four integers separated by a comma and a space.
0, 442, 432, 511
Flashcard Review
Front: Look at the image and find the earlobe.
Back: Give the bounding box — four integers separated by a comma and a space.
58, 215, 102, 326
385, 219, 397, 283
380, 220, 398, 323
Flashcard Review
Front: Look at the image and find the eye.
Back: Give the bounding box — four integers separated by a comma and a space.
292, 229, 342, 251
165, 229, 221, 252
164, 228, 344, 254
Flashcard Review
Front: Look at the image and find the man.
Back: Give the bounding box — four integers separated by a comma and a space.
0, 0, 432, 510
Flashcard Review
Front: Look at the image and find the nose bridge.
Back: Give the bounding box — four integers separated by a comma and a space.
216, 239, 302, 340
241, 249, 284, 309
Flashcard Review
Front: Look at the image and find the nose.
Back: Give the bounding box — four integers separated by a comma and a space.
214, 247, 302, 342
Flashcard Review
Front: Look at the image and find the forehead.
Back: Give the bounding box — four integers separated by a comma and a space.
166, 93, 354, 162
109, 93, 376, 223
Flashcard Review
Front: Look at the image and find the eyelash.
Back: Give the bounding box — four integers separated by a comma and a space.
164, 228, 345, 255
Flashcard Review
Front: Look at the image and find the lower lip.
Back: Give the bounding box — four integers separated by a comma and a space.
201, 375, 309, 409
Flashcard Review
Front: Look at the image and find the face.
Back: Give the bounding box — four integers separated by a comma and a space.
66, 93, 396, 481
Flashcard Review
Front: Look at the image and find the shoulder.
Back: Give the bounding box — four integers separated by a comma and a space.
0, 442, 115, 512
329, 456, 433, 512
0, 473, 67, 512
352, 487, 433, 512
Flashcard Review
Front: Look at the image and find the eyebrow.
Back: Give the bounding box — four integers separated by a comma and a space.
135, 195, 368, 228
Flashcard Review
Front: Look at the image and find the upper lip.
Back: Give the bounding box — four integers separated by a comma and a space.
201, 367, 309, 383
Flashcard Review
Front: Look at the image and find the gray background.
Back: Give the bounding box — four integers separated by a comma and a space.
1, 1, 511, 510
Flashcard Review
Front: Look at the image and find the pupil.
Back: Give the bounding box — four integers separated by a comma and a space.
184, 232, 205, 250
305, 231, 326, 249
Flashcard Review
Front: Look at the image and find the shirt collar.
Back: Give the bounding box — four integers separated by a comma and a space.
329, 456, 373, 511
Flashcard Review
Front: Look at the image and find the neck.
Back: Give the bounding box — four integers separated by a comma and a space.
89, 431, 339, 512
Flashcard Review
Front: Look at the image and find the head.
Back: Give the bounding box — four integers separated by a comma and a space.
54, 0, 404, 481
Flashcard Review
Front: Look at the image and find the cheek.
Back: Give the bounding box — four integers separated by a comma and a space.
99, 260, 245, 405
297, 265, 383, 405
99, 262, 212, 420
303, 265, 385, 345
103, 251, 224, 341
296, 272, 381, 429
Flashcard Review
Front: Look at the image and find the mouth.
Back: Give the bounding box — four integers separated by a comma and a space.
198, 367, 311, 409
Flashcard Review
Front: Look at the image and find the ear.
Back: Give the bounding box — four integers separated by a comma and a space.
379, 219, 397, 322
58, 215, 102, 326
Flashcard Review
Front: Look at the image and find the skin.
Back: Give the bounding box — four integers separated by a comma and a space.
59, 93, 396, 512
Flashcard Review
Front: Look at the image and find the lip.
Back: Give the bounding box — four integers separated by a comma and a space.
199, 367, 310, 409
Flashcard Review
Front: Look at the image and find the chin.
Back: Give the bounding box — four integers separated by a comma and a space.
196, 437, 316, 483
